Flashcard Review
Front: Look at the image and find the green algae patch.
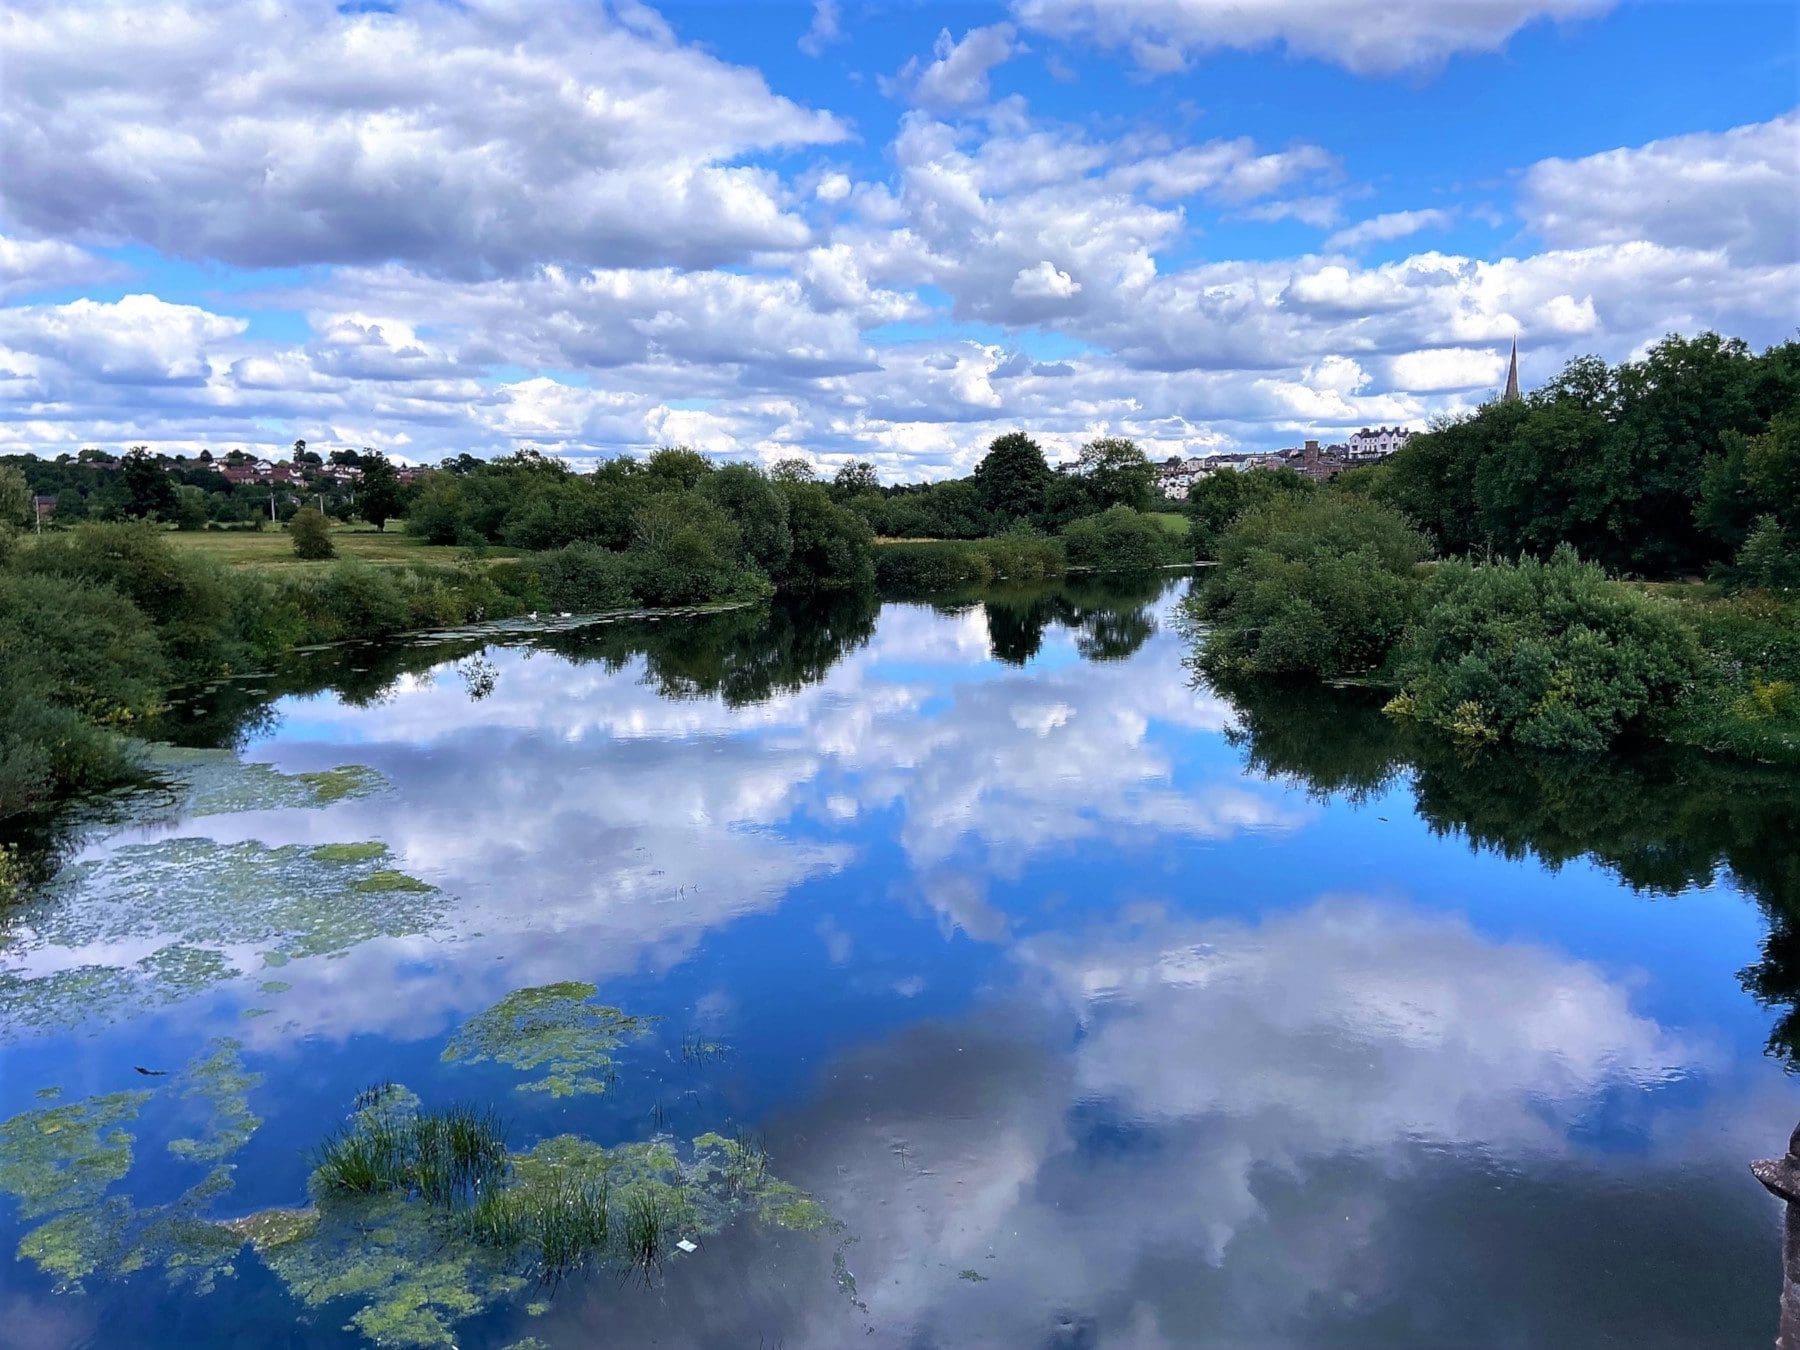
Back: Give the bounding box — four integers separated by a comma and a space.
296, 766, 386, 804
310, 842, 387, 864
220, 1205, 319, 1253
34, 1086, 62, 1101
1, 837, 446, 1036
442, 982, 654, 1097
355, 869, 435, 894
143, 746, 388, 816
18, 1198, 133, 1289
168, 1039, 263, 1163
0, 1090, 151, 1220
259, 979, 292, 994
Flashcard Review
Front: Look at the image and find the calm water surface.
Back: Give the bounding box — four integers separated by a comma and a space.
3, 574, 1797, 1347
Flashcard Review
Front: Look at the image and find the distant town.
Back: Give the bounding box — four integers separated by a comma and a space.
1153, 425, 1412, 497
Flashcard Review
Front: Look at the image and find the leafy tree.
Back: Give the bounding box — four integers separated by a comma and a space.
832, 460, 879, 498
1072, 437, 1155, 511
771, 457, 817, 483
171, 484, 209, 531
289, 506, 335, 560
121, 446, 177, 519
0, 465, 30, 527
357, 452, 406, 532
645, 445, 714, 491
972, 431, 1052, 521
1184, 466, 1315, 558
703, 463, 792, 575
1189, 494, 1428, 680
774, 481, 875, 592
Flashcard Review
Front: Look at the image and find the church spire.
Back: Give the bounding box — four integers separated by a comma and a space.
1501, 336, 1521, 403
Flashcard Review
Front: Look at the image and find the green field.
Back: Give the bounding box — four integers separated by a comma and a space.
157, 527, 517, 572
1146, 511, 1191, 537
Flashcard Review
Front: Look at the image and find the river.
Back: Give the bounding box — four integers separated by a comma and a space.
1, 572, 1794, 1347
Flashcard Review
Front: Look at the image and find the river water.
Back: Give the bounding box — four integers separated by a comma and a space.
1, 573, 1794, 1347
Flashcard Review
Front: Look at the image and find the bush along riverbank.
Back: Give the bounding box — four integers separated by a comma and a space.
1184, 494, 1800, 765
0, 498, 864, 822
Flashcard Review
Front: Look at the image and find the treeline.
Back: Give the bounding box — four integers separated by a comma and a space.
1186, 332, 1800, 764
0, 445, 410, 531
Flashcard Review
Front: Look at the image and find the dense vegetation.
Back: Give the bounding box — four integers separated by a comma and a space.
1187, 331, 1800, 763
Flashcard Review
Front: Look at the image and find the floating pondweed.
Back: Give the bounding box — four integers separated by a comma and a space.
441, 982, 654, 1097
1, 836, 444, 1035
141, 745, 388, 816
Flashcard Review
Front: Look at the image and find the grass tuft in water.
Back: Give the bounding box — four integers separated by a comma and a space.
619, 1188, 670, 1284
312, 1094, 504, 1205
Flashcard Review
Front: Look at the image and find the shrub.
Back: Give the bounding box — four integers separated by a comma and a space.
15, 524, 239, 677
1061, 505, 1181, 571
978, 532, 1065, 581
1190, 495, 1428, 679
278, 562, 410, 642
530, 543, 636, 612
1723, 516, 1800, 593
629, 493, 765, 606
1184, 467, 1315, 558
874, 541, 994, 593
290, 506, 335, 560
773, 481, 875, 593
1389, 548, 1706, 753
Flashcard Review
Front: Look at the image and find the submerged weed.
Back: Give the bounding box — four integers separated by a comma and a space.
441, 982, 654, 1097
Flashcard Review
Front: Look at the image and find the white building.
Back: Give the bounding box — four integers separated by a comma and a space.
1346, 426, 1411, 459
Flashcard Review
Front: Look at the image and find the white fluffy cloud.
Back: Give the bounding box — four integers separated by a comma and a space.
1523, 111, 1800, 264
0, 3, 1792, 474
1012, 0, 1616, 75
893, 24, 1023, 110
0, 0, 845, 276
1325, 207, 1455, 252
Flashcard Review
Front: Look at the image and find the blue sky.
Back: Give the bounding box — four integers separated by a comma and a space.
0, 0, 1795, 474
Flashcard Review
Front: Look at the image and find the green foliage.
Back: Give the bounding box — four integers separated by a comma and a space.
526, 542, 635, 612
628, 492, 766, 606
874, 535, 1065, 593
1189, 494, 1428, 679
1727, 516, 1800, 592
289, 506, 335, 559
0, 464, 30, 526
1387, 333, 1800, 575
702, 463, 792, 575
1060, 505, 1181, 570
774, 480, 876, 593
1184, 467, 1316, 559
356, 453, 407, 532
972, 431, 1053, 521
1071, 437, 1156, 511
1388, 548, 1706, 752
171, 485, 209, 531
441, 982, 654, 1097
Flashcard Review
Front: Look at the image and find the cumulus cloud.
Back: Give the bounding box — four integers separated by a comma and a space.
1522, 111, 1800, 264
892, 24, 1023, 110
798, 0, 845, 57
0, 0, 846, 276
0, 235, 120, 301
1012, 0, 1617, 76
1325, 207, 1455, 252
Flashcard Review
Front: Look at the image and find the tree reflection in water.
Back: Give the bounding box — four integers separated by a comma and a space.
1214, 675, 1800, 1068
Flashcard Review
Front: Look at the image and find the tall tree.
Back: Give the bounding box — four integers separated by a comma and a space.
972, 431, 1052, 521
121, 446, 177, 519
1073, 437, 1155, 510
357, 452, 405, 532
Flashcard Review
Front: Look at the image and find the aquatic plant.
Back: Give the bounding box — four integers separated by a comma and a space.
619, 1187, 670, 1282
0, 1090, 152, 1220
167, 1038, 262, 1163
441, 981, 654, 1097
144, 744, 388, 816
1, 836, 444, 1035
313, 1096, 507, 1208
